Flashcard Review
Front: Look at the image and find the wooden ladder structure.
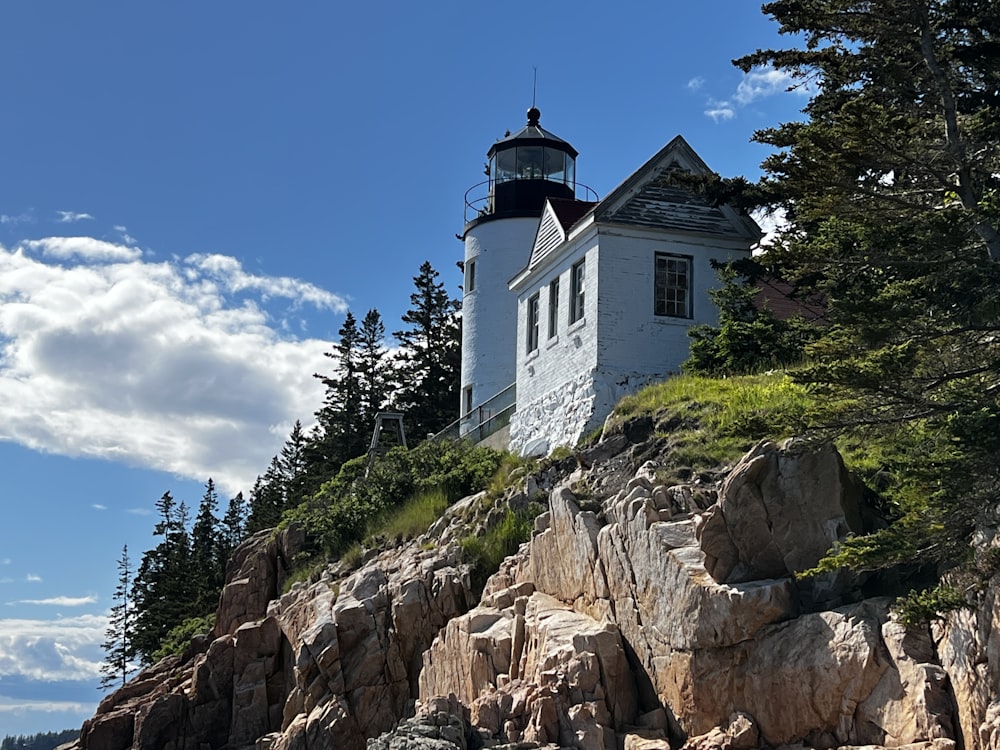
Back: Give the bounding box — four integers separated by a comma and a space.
365, 412, 408, 476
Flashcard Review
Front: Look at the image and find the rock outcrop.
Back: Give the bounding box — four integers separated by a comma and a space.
69, 430, 999, 750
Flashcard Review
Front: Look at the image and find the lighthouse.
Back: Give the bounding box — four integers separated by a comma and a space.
459, 107, 583, 427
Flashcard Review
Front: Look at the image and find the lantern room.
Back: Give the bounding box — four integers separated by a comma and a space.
480, 107, 578, 219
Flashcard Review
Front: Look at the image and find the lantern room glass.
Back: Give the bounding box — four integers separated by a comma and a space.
490, 147, 576, 188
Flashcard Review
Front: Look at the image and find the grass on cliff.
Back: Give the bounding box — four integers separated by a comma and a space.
607, 371, 814, 474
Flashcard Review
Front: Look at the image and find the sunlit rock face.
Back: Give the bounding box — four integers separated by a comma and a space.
67, 430, 987, 750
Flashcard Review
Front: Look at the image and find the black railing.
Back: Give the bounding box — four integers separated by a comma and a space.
463, 180, 599, 224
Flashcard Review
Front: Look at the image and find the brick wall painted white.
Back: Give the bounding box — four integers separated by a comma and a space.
509, 225, 751, 454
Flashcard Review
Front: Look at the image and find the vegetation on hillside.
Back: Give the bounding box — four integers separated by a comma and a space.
107, 261, 464, 672
678, 0, 1000, 622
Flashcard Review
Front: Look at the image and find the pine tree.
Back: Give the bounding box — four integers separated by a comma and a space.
191, 479, 221, 610
734, 0, 1000, 587
131, 492, 197, 662
358, 309, 390, 426
279, 420, 309, 505
100, 544, 135, 689
246, 456, 286, 533
219, 490, 247, 563
307, 312, 366, 480
391, 261, 461, 439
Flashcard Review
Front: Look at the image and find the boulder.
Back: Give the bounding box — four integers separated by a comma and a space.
697, 439, 864, 583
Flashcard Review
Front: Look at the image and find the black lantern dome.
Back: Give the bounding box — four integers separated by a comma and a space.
483, 108, 578, 219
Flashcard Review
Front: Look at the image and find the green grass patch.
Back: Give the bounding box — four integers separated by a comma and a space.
460, 508, 540, 597
609, 372, 814, 475
374, 487, 449, 542
152, 613, 215, 661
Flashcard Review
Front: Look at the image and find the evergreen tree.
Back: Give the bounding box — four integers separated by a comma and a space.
279, 420, 309, 505
219, 490, 247, 563
391, 261, 461, 439
684, 261, 816, 375
307, 312, 366, 481
246, 456, 286, 534
358, 309, 390, 426
735, 0, 1000, 591
131, 492, 197, 662
191, 479, 221, 610
99, 545, 135, 690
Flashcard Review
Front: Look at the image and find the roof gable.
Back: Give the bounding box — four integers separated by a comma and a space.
594, 135, 761, 241
527, 198, 597, 269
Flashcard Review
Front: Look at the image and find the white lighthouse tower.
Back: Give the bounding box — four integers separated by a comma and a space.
459, 108, 583, 430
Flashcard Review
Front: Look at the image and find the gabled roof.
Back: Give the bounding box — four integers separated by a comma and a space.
594, 135, 761, 240
512, 135, 762, 290
527, 198, 597, 270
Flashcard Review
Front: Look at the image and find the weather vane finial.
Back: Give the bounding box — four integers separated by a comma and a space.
532, 66, 538, 108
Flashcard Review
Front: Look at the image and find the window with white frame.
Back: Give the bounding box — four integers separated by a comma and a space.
547, 278, 559, 339
527, 294, 540, 353
654, 253, 692, 318
569, 259, 585, 324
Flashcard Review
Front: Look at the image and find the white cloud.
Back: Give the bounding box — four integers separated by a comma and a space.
187, 253, 347, 311
705, 102, 736, 122
1, 559, 9, 566
56, 211, 94, 224
0, 240, 343, 494
0, 614, 105, 681
0, 213, 33, 226
12, 596, 98, 607
0, 697, 94, 714
92, 503, 107, 510
22, 236, 142, 263
696, 65, 810, 123
25, 575, 42, 583
734, 66, 800, 105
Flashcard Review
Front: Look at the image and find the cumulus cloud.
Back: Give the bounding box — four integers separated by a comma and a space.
0, 239, 346, 493
22, 236, 142, 262
705, 102, 736, 122
12, 596, 98, 607
734, 67, 799, 105
56, 211, 94, 224
0, 614, 105, 681
693, 66, 810, 123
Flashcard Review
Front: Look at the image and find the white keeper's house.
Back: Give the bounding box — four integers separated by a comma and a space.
457, 107, 761, 455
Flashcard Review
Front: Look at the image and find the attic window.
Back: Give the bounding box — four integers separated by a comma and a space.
655, 253, 692, 318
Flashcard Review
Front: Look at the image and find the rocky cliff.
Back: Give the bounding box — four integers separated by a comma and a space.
68, 424, 1000, 750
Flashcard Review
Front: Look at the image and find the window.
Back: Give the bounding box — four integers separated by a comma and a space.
527, 294, 540, 353
570, 260, 585, 324
465, 259, 476, 292
655, 254, 692, 318
547, 278, 559, 339
463, 386, 473, 415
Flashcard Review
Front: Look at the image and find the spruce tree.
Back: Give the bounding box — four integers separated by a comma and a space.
131, 493, 197, 662
391, 261, 461, 439
358, 309, 390, 427
191, 479, 221, 611
100, 544, 135, 689
307, 312, 366, 480
735, 0, 1000, 589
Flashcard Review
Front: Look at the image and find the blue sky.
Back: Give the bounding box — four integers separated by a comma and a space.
0, 1, 808, 737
